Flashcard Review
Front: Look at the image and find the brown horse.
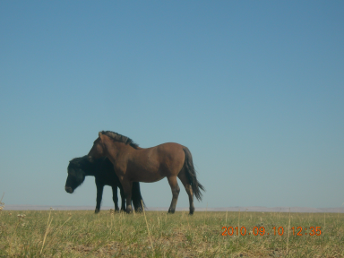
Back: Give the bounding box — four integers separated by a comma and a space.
87, 131, 205, 214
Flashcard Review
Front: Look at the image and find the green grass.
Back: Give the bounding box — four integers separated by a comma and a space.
0, 208, 343, 257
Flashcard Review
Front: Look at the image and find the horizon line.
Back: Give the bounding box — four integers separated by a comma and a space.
3, 205, 344, 213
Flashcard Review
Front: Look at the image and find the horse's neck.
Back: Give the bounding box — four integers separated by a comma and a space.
83, 166, 96, 176
105, 142, 139, 169
84, 169, 96, 176
81, 159, 100, 176
106, 141, 131, 157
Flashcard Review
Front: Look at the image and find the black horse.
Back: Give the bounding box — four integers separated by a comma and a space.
65, 155, 145, 213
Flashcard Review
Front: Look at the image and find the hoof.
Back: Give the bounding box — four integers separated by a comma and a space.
95, 209, 100, 214
125, 208, 133, 214
135, 207, 143, 213
168, 209, 175, 214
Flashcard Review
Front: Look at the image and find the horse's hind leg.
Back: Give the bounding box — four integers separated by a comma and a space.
167, 176, 180, 214
178, 169, 195, 215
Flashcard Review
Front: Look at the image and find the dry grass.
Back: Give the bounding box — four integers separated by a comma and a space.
0, 208, 344, 257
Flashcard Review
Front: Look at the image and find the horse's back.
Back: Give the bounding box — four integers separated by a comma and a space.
157, 142, 185, 157
144, 142, 186, 170
144, 142, 185, 153
136, 142, 185, 161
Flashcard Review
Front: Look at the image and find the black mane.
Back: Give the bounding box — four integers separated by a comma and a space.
68, 155, 103, 175
101, 131, 139, 149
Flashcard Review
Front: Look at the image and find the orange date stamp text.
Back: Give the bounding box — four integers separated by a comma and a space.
221, 226, 322, 236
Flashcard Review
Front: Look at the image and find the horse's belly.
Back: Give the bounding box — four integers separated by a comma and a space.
130, 170, 165, 183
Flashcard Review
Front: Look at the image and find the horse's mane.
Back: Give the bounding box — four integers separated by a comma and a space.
101, 131, 139, 149
68, 155, 92, 168
69, 156, 85, 167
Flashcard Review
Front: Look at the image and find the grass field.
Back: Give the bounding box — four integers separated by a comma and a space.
0, 206, 343, 257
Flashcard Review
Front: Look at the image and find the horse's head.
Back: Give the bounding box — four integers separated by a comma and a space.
87, 132, 107, 161
65, 157, 86, 194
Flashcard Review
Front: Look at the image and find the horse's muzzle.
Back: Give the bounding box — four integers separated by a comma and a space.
65, 186, 74, 193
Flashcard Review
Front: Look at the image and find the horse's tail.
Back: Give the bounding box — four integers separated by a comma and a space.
183, 147, 205, 201
132, 182, 146, 211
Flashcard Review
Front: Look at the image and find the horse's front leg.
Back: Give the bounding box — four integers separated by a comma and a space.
111, 186, 120, 212
119, 185, 126, 212
95, 183, 104, 214
132, 182, 143, 212
120, 179, 133, 213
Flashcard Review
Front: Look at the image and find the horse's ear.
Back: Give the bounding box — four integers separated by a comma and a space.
98, 131, 105, 142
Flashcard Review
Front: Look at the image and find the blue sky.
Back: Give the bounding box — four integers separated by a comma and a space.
1, 1, 343, 209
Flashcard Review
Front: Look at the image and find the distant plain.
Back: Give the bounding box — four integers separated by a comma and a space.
4, 205, 344, 213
